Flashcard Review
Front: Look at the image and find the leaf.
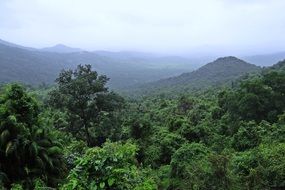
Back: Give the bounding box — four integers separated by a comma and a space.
5, 141, 15, 156
24, 166, 30, 174
107, 178, 115, 186
42, 153, 54, 169
99, 182, 105, 189
95, 160, 101, 164
35, 128, 43, 136
8, 115, 17, 123
47, 146, 61, 155
72, 179, 78, 189
90, 181, 97, 190
30, 142, 39, 156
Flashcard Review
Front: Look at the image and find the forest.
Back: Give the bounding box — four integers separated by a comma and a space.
0, 58, 284, 190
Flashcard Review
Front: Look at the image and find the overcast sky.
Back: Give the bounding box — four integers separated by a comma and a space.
0, 0, 285, 56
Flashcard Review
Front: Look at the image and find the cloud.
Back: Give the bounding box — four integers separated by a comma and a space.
0, 0, 285, 55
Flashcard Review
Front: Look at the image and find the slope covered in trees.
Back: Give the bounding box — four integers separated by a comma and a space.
0, 39, 196, 90
0, 60, 284, 189
126, 56, 261, 96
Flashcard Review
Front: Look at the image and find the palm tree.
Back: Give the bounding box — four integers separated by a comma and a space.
0, 84, 66, 188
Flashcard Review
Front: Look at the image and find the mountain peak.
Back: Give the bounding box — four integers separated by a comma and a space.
204, 56, 255, 68
215, 56, 240, 61
41, 44, 82, 53
54, 44, 68, 48
212, 56, 250, 65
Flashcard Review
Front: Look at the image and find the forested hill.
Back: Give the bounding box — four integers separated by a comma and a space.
0, 39, 196, 89
127, 56, 261, 96
0, 43, 67, 85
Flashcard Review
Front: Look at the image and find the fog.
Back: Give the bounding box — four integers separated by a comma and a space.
1, 0, 285, 56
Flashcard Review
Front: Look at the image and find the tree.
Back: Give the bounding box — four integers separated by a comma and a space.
0, 84, 66, 188
60, 141, 156, 190
231, 121, 261, 151
219, 71, 285, 123
48, 65, 124, 146
231, 143, 285, 190
170, 143, 212, 190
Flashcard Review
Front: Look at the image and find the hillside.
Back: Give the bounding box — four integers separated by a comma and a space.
0, 39, 37, 51
127, 56, 261, 96
0, 39, 196, 89
0, 43, 67, 85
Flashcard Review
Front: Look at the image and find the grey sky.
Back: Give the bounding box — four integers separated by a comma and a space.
0, 0, 285, 56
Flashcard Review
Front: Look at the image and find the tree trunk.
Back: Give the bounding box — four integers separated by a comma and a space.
81, 109, 92, 146
84, 122, 91, 146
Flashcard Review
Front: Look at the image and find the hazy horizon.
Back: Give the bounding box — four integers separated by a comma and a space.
1, 0, 285, 56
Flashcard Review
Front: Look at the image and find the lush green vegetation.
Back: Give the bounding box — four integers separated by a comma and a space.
0, 60, 284, 189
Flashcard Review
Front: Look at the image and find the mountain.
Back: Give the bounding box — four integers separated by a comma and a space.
0, 43, 70, 85
126, 56, 261, 96
0, 38, 37, 51
0, 40, 196, 89
243, 52, 285, 66
41, 44, 83, 53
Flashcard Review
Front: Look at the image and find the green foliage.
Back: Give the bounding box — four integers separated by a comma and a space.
61, 141, 156, 190
170, 143, 212, 189
231, 143, 285, 189
0, 84, 66, 188
1, 61, 285, 189
231, 121, 261, 151
48, 64, 124, 146
219, 70, 285, 123
10, 183, 23, 190
146, 129, 186, 167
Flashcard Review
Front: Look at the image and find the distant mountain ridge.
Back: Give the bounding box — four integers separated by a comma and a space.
0, 39, 196, 89
0, 39, 37, 51
1, 38, 284, 94
126, 56, 261, 96
41, 44, 83, 53
243, 52, 285, 66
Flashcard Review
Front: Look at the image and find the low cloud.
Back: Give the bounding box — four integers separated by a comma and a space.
0, 0, 284, 55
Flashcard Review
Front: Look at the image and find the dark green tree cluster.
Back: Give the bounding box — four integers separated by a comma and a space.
0, 84, 66, 189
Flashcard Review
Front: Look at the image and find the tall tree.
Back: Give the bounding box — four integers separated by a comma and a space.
48, 64, 124, 146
